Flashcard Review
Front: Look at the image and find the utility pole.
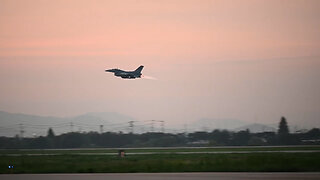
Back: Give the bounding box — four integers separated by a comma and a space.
160, 120, 165, 133
184, 124, 188, 134
151, 120, 155, 132
128, 121, 134, 134
100, 125, 104, 134
70, 122, 74, 132
140, 126, 145, 134
19, 123, 24, 138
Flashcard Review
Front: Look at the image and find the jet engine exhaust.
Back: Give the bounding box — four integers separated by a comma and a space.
142, 75, 157, 80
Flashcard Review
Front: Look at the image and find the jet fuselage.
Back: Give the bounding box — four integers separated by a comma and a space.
105, 65, 144, 79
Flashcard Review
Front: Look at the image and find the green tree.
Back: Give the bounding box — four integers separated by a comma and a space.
47, 128, 55, 138
278, 117, 289, 135
277, 117, 290, 145
47, 128, 56, 148
232, 129, 250, 146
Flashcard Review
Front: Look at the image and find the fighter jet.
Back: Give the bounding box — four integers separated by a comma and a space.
105, 65, 144, 79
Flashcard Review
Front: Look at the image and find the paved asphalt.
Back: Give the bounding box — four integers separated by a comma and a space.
1, 173, 320, 180
6, 145, 319, 151
4, 150, 320, 156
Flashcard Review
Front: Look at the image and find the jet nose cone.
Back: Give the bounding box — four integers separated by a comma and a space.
105, 69, 113, 72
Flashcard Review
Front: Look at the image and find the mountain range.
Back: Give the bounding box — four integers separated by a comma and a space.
0, 111, 135, 137
189, 118, 278, 133
0, 110, 279, 137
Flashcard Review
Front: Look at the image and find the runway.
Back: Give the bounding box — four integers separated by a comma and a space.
3, 150, 320, 156
1, 173, 320, 180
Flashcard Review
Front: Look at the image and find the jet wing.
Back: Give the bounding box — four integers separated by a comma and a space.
116, 72, 136, 79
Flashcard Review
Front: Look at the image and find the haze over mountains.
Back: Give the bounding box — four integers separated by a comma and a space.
0, 111, 135, 137
0, 110, 303, 137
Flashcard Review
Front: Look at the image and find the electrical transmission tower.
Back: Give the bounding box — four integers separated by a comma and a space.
70, 122, 74, 132
100, 125, 104, 134
19, 123, 24, 138
128, 121, 135, 134
147, 120, 165, 133
151, 120, 155, 132
160, 120, 165, 133
184, 124, 188, 134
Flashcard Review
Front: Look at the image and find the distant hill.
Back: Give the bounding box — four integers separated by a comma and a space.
234, 123, 277, 133
189, 118, 250, 132
0, 111, 136, 137
188, 118, 282, 133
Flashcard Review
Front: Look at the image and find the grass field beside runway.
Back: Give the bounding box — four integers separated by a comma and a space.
1, 151, 320, 173
1, 146, 320, 155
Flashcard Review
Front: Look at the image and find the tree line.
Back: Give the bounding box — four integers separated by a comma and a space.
0, 117, 319, 149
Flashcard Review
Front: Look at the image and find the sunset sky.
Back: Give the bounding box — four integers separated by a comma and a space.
0, 0, 319, 128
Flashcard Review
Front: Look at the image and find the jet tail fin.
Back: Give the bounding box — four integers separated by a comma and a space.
134, 65, 144, 73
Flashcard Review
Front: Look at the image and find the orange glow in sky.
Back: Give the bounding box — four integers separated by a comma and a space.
0, 0, 320, 127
